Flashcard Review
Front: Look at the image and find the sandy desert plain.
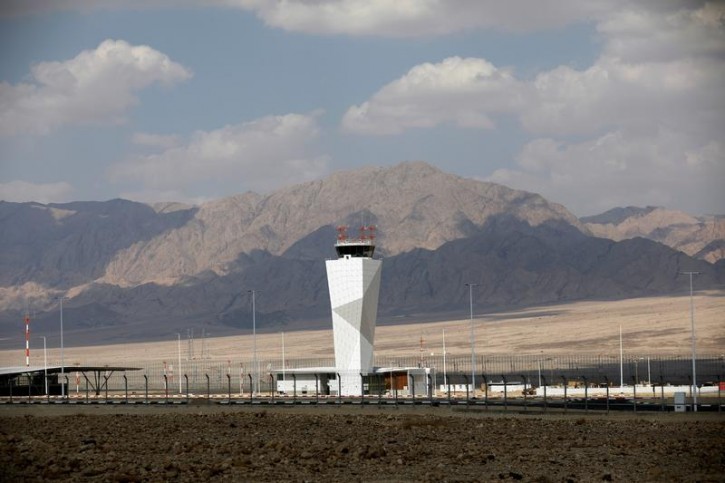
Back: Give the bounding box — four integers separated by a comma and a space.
2, 290, 723, 367
2, 292, 725, 482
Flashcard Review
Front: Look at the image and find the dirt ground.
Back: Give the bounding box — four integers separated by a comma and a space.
1, 405, 723, 482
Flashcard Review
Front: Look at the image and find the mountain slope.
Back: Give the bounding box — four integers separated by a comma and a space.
582, 206, 725, 263
0, 163, 722, 346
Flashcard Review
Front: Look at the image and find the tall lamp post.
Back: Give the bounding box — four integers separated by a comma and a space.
465, 283, 477, 394
248, 290, 257, 394
680, 271, 700, 412
55, 296, 68, 397
40, 336, 47, 395
176, 332, 182, 394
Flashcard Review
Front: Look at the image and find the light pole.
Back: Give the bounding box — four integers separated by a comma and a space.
681, 271, 700, 412
281, 331, 286, 382
176, 332, 182, 394
55, 296, 68, 397
40, 336, 47, 395
249, 290, 257, 394
442, 328, 447, 387
466, 283, 477, 394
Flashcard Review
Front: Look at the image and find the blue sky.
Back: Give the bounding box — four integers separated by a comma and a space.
0, 1, 723, 216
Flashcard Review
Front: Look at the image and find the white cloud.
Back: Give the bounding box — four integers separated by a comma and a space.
488, 132, 725, 216
0, 180, 74, 203
109, 113, 329, 201
339, 3, 724, 214
132, 132, 181, 150
0, 39, 192, 136
342, 57, 527, 135
227, 0, 623, 37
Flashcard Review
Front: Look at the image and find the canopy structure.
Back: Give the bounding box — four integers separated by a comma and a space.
0, 365, 141, 396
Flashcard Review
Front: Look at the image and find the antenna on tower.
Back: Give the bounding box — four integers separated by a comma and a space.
336, 225, 348, 242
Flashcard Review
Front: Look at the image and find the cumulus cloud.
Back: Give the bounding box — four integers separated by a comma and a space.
0, 39, 191, 136
109, 113, 329, 201
132, 132, 182, 150
342, 57, 527, 135
0, 180, 74, 203
341, 3, 724, 214
488, 132, 725, 215
225, 0, 627, 37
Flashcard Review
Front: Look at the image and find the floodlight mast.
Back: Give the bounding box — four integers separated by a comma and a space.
466, 283, 477, 395
680, 271, 700, 412
55, 296, 69, 397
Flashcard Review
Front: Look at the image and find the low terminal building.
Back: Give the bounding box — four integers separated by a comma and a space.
275, 366, 435, 397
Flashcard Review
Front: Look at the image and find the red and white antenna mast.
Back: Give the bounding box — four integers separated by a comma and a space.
24, 312, 30, 367
336, 225, 348, 242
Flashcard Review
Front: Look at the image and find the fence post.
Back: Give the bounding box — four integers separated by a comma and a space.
447, 374, 451, 404
336, 373, 341, 405
483, 373, 488, 410
8, 378, 12, 403
561, 376, 567, 414
502, 374, 508, 411
184, 374, 189, 402
144, 375, 148, 404
603, 375, 610, 415
104, 375, 109, 402
659, 375, 665, 412
582, 376, 588, 413
270, 374, 275, 403
410, 373, 416, 404
64, 376, 69, 400
85, 375, 90, 403
463, 374, 469, 408
205, 374, 210, 404
521, 375, 528, 411
378, 374, 384, 405
248, 374, 253, 403
164, 375, 168, 404
315, 374, 319, 405
46, 376, 50, 403
292, 374, 297, 403
360, 373, 365, 407
632, 376, 637, 413
718, 374, 721, 413
427, 373, 433, 404
123, 375, 128, 404
227, 374, 231, 403
541, 375, 547, 412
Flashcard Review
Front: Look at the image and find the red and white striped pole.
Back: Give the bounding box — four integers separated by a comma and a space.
24, 314, 30, 367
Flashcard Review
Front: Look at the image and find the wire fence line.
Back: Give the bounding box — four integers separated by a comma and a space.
54, 353, 724, 396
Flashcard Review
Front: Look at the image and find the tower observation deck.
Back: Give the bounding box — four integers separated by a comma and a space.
326, 225, 382, 395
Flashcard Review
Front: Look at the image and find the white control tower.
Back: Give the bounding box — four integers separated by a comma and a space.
326, 225, 382, 396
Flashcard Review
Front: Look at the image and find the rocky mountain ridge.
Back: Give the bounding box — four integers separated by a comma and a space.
582, 206, 724, 263
0, 162, 721, 346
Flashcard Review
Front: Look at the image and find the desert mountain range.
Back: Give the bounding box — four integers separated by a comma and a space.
0, 162, 722, 346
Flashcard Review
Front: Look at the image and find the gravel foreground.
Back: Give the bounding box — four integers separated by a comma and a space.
1, 405, 724, 482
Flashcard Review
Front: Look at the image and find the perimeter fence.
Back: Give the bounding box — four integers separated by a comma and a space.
53, 353, 723, 397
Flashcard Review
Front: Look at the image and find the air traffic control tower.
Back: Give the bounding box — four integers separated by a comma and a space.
326, 225, 382, 396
